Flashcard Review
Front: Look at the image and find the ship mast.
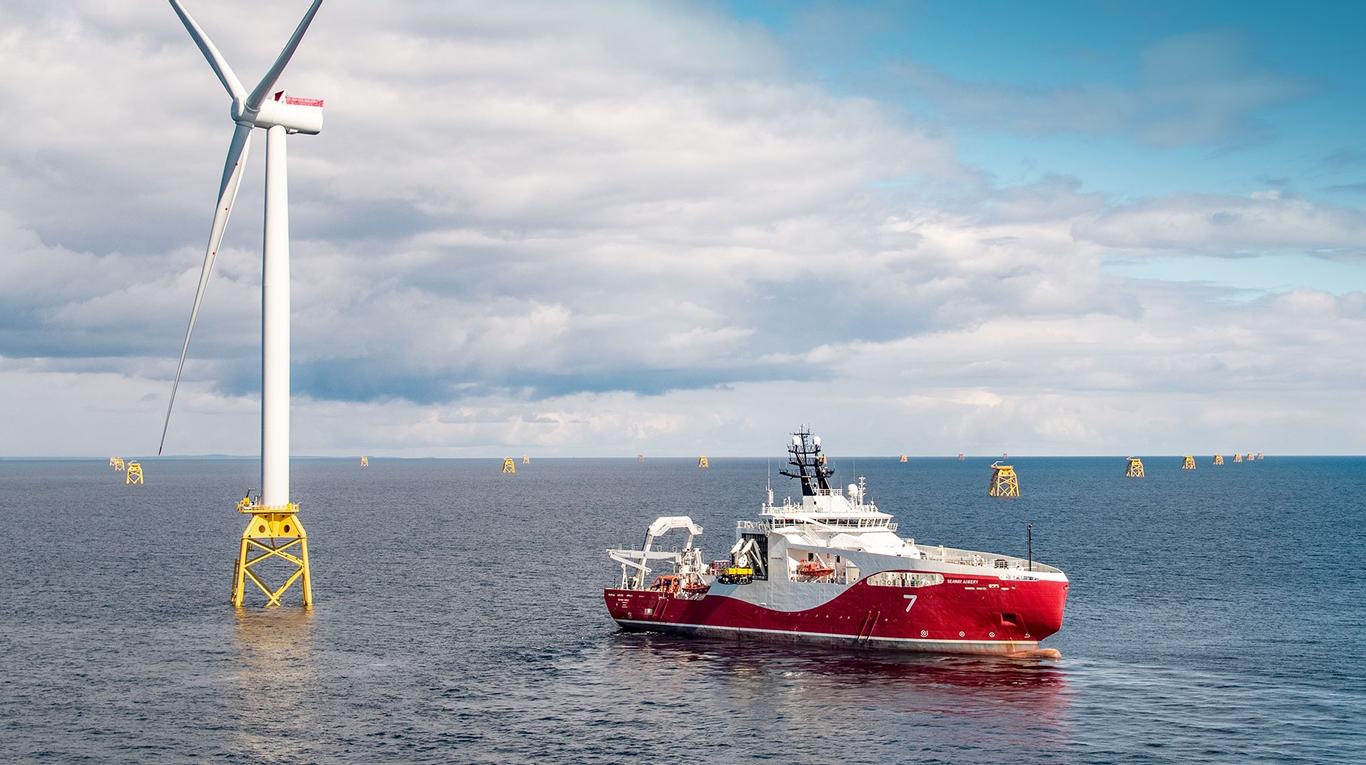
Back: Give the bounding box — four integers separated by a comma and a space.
779, 426, 833, 496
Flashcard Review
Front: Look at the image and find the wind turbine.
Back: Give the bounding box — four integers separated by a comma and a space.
162, 0, 325, 607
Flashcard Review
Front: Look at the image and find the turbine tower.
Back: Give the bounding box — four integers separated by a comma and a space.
161, 0, 325, 607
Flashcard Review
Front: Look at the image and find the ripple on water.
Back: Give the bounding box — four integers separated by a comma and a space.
0, 457, 1363, 763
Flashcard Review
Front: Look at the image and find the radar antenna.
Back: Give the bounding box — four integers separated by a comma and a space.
779, 425, 833, 496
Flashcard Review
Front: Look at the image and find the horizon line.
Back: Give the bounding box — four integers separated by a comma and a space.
2, 453, 1355, 461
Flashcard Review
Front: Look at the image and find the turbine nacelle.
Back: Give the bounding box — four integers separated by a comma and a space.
233, 92, 324, 135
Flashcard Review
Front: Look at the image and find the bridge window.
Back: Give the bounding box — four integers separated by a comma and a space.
865, 572, 944, 588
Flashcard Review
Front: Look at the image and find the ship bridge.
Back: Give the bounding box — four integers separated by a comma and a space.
758, 483, 896, 531
742, 428, 919, 559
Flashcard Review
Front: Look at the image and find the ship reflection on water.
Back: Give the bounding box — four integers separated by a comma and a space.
610, 632, 1069, 692
604, 632, 1072, 757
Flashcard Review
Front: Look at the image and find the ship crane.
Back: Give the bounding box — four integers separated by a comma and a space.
728, 537, 767, 579
607, 516, 704, 589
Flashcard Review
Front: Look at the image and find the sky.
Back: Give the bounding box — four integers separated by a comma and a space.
0, 0, 1363, 458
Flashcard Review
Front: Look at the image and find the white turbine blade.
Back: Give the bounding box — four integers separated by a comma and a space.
159, 123, 253, 455
246, 0, 324, 110
169, 0, 246, 101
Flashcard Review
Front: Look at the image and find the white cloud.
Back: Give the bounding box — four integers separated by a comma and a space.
1076, 192, 1366, 256
0, 2, 1361, 456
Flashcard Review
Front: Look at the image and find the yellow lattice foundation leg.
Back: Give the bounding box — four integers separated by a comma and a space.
988, 462, 1020, 498
299, 535, 313, 606
230, 500, 312, 608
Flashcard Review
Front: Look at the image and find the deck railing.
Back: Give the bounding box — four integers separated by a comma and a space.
737, 518, 898, 533
914, 544, 1062, 574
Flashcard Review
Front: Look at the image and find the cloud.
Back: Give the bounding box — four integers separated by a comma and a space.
1323, 148, 1366, 168
891, 31, 1309, 148
0, 3, 1362, 456
0, 0, 969, 409
797, 286, 1366, 394
1075, 191, 1366, 256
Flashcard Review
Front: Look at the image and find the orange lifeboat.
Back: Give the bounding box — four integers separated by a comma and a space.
797, 560, 835, 578
649, 574, 681, 594
681, 578, 710, 595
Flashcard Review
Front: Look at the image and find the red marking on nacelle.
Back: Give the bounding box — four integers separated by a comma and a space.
273, 90, 324, 108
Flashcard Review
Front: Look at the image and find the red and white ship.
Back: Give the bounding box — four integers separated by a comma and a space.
604, 428, 1069, 656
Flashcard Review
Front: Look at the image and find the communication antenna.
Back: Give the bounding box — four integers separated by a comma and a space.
766, 458, 773, 505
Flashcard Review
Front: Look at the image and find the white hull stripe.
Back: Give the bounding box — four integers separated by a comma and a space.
613, 618, 1038, 648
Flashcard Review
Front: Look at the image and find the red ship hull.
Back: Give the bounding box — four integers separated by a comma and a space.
605, 573, 1068, 655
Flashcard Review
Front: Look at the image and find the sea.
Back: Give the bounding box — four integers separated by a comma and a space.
1, 455, 1363, 764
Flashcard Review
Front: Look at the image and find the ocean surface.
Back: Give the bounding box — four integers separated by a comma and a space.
1, 455, 1363, 764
